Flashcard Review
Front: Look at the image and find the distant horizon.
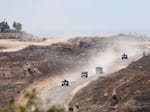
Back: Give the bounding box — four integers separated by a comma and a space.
1, 0, 150, 38
25, 29, 150, 38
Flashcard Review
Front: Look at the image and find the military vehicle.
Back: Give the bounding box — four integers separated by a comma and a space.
75, 102, 79, 109
81, 72, 88, 78
61, 79, 69, 86
68, 107, 73, 112
96, 67, 103, 74
121, 53, 128, 59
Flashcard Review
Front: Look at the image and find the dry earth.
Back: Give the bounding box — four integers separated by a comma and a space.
69, 54, 150, 112
0, 32, 150, 112
0, 38, 66, 52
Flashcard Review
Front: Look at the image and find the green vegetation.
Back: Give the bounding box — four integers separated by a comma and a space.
13, 21, 22, 32
0, 89, 65, 112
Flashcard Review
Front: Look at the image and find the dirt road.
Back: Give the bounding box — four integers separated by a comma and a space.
38, 76, 98, 110
0, 38, 67, 52
15, 40, 150, 111
37, 51, 146, 111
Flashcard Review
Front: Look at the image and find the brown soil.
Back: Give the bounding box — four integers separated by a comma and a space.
0, 32, 149, 111
69, 55, 150, 112
0, 34, 107, 110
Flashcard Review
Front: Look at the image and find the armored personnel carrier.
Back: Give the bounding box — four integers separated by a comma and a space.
121, 53, 128, 60
81, 72, 88, 78
96, 67, 103, 74
61, 79, 69, 86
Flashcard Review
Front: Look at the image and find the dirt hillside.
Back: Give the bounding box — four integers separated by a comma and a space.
0, 35, 108, 110
69, 55, 150, 112
0, 32, 149, 111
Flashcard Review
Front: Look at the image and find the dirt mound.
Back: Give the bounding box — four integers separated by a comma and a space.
69, 55, 150, 112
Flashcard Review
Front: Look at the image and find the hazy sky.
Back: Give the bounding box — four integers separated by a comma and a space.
0, 0, 150, 37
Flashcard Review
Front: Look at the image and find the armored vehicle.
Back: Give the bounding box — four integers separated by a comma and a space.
81, 72, 88, 78
96, 67, 103, 74
61, 79, 69, 86
68, 107, 73, 112
121, 53, 128, 59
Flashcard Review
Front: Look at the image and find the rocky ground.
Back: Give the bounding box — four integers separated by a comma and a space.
0, 32, 149, 111
0, 33, 108, 110
69, 55, 150, 112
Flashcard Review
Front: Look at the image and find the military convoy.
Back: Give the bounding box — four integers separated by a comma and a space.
61, 53, 129, 87
62, 53, 130, 111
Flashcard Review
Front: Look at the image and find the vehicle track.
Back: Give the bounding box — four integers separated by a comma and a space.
37, 53, 145, 111
16, 41, 150, 111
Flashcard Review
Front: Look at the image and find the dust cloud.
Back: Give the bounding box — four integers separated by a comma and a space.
82, 37, 149, 76
52, 36, 150, 82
